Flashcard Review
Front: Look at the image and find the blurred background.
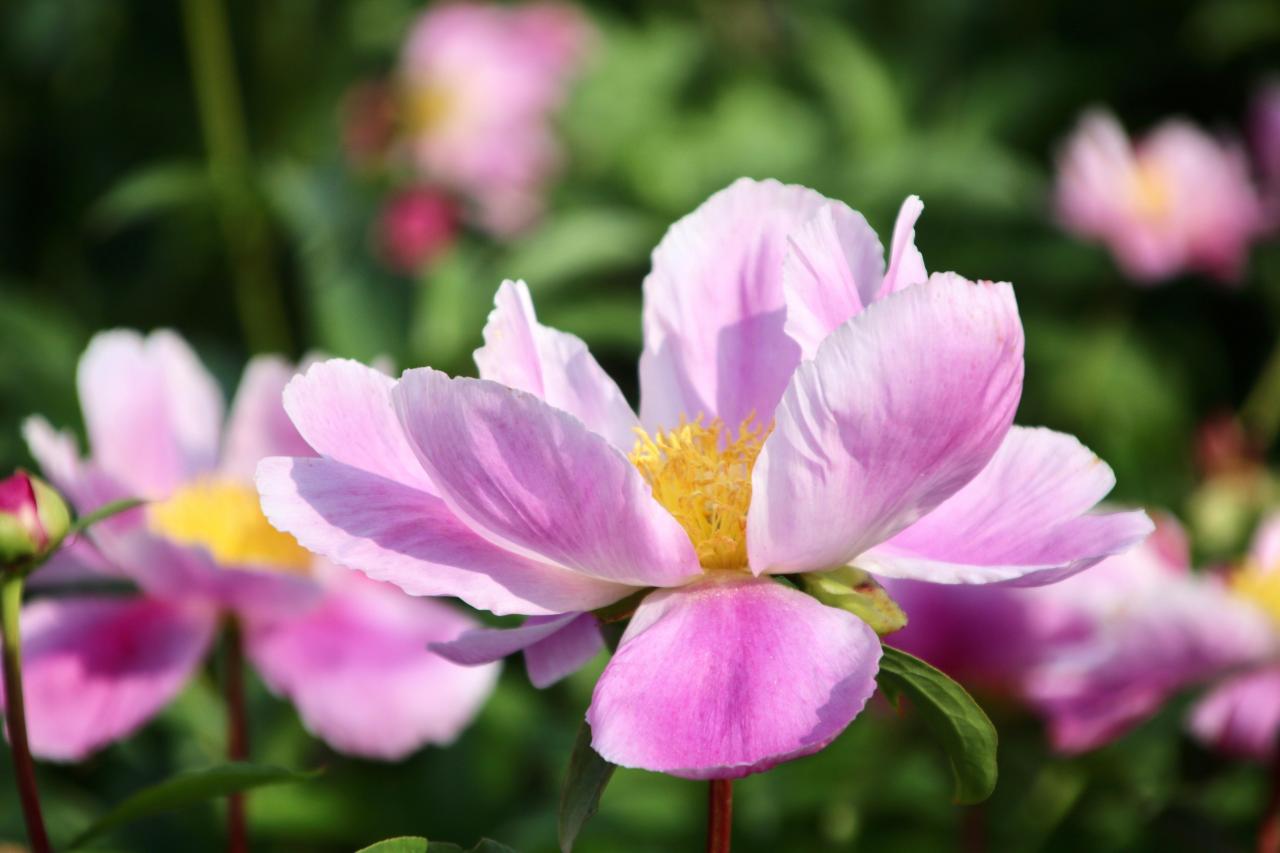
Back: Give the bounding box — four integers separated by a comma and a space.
2, 0, 1280, 849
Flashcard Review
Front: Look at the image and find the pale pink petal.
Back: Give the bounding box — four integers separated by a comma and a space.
257, 456, 635, 615
220, 356, 312, 479
433, 612, 603, 688
877, 196, 928, 298
2, 597, 216, 761
858, 427, 1153, 585
393, 370, 700, 587
22, 417, 126, 513
245, 573, 498, 760
282, 359, 434, 491
748, 274, 1024, 575
474, 280, 638, 450
588, 576, 881, 779
640, 178, 851, 428
1190, 669, 1280, 760
76, 330, 224, 498
1250, 512, 1280, 572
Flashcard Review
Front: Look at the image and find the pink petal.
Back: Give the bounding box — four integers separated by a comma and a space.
76, 330, 224, 498
588, 575, 881, 779
639, 178, 845, 428
245, 573, 498, 759
748, 274, 1024, 575
858, 427, 1154, 585
1189, 669, 1280, 760
433, 612, 603, 688
22, 417, 134, 521
257, 456, 635, 615
474, 280, 638, 450
877, 195, 928, 298
221, 356, 313, 479
1250, 511, 1280, 572
282, 359, 434, 491
2, 597, 216, 761
392, 369, 700, 588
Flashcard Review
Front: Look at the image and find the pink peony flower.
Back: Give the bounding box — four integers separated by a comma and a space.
5, 331, 497, 762
1054, 110, 1266, 284
377, 186, 459, 273
258, 178, 1151, 779
1190, 513, 1280, 760
396, 1, 592, 236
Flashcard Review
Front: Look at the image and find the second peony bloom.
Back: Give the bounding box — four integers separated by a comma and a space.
258, 178, 1154, 780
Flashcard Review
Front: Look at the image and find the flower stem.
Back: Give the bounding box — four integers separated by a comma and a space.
180, 0, 292, 356
1, 574, 51, 853
223, 619, 249, 853
706, 779, 733, 853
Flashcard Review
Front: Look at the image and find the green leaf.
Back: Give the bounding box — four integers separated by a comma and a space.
66, 763, 317, 850
89, 160, 213, 233
876, 646, 998, 804
800, 567, 908, 636
68, 498, 146, 537
424, 840, 517, 853
559, 719, 616, 852
357, 839, 428, 853
497, 208, 662, 295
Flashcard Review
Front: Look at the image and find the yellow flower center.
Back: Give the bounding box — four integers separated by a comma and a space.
1231, 562, 1280, 625
403, 82, 456, 135
629, 417, 769, 571
148, 479, 311, 574
1129, 159, 1172, 223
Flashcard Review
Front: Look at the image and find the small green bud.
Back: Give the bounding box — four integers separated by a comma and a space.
0, 470, 71, 569
800, 566, 908, 636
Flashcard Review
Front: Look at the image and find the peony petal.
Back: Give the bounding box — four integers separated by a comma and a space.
876, 195, 928, 298
433, 612, 603, 688
748, 274, 1024, 575
639, 178, 844, 429
588, 575, 881, 779
857, 427, 1154, 585
1251, 512, 1280, 572
220, 356, 313, 479
76, 330, 224, 498
475, 280, 639, 451
1189, 669, 1280, 760
2, 597, 216, 761
257, 456, 635, 615
282, 359, 434, 491
245, 573, 498, 759
393, 370, 700, 587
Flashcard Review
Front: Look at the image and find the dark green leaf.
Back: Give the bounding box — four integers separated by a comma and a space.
877, 645, 998, 804
559, 719, 616, 852
68, 498, 146, 536
357, 839, 428, 853
66, 763, 317, 850
424, 840, 516, 853
89, 160, 213, 233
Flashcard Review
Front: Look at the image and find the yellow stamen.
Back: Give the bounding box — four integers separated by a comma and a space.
1231, 561, 1280, 625
629, 417, 769, 571
148, 479, 311, 574
403, 82, 456, 134
1129, 159, 1172, 223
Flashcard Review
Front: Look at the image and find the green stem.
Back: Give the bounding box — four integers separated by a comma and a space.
181, 0, 292, 355
1243, 341, 1280, 450
2, 575, 51, 853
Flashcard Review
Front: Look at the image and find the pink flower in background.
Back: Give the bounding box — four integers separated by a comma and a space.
396, 1, 592, 235
5, 331, 497, 762
259, 178, 1150, 779
377, 186, 459, 273
1054, 110, 1266, 284
1190, 513, 1280, 759
1250, 81, 1280, 223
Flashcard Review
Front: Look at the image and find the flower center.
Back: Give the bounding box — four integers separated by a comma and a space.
1129, 159, 1172, 223
403, 82, 457, 135
148, 479, 311, 574
629, 417, 769, 571
1231, 562, 1280, 625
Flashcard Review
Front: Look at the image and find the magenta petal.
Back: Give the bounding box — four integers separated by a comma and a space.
245, 574, 498, 759
2, 597, 216, 761
1190, 669, 1280, 760
859, 427, 1154, 586
76, 330, 224, 498
640, 178, 846, 428
221, 356, 313, 479
475, 280, 639, 451
588, 576, 881, 779
433, 612, 603, 688
393, 369, 700, 587
257, 456, 635, 615
523, 612, 603, 688
749, 274, 1024, 575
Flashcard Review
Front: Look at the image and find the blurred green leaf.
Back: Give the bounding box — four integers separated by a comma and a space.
358, 838, 428, 853
89, 160, 213, 233
877, 646, 998, 805
428, 840, 517, 853
498, 208, 662, 296
797, 21, 905, 151
66, 763, 316, 850
541, 294, 643, 351
559, 720, 616, 853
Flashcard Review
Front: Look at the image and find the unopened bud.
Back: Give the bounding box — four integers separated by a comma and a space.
801, 566, 908, 636
0, 470, 71, 568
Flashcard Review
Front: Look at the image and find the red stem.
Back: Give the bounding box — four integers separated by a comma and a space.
1260, 743, 1280, 853
224, 619, 249, 853
2, 575, 51, 853
707, 779, 733, 853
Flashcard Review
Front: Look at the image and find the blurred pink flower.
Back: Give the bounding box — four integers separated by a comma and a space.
341, 79, 398, 171
3, 331, 497, 762
1055, 110, 1266, 284
396, 1, 592, 236
377, 186, 459, 273
1190, 513, 1280, 760
259, 178, 1150, 779
890, 513, 1273, 753
1250, 81, 1280, 223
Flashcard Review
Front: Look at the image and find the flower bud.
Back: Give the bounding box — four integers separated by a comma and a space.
800, 566, 908, 636
376, 186, 459, 274
0, 470, 71, 568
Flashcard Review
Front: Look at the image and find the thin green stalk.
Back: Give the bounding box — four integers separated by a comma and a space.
1244, 341, 1280, 450
181, 0, 292, 355
2, 574, 51, 853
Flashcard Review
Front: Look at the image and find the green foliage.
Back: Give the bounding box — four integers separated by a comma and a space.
558, 721, 616, 853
